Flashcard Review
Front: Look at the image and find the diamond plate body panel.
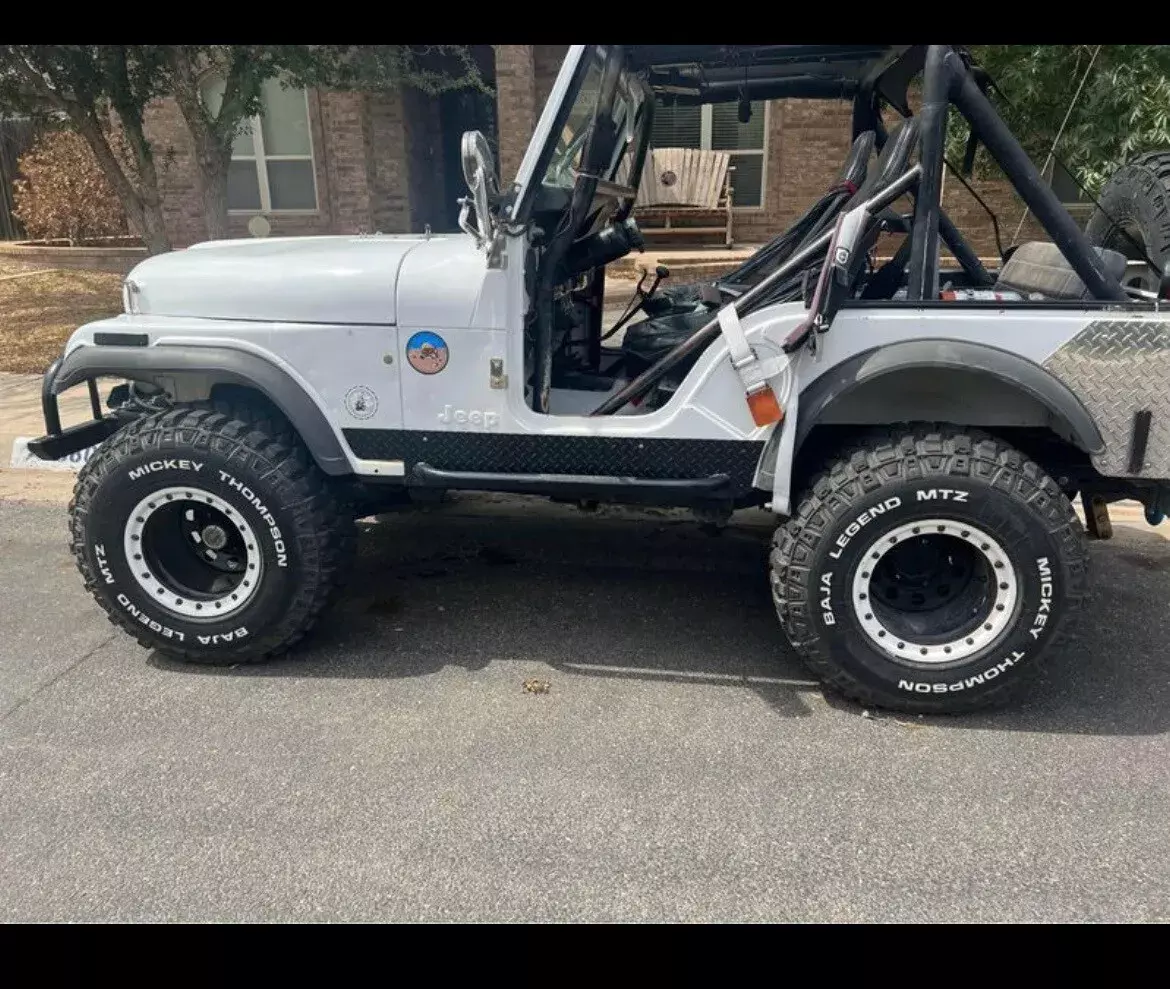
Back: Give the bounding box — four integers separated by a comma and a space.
343, 429, 765, 496
1044, 319, 1170, 478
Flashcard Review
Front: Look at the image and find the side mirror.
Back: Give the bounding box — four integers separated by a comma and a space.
459, 130, 499, 248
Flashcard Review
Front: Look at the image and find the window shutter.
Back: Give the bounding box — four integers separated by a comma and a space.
709, 102, 765, 151
651, 101, 702, 149
1050, 161, 1088, 204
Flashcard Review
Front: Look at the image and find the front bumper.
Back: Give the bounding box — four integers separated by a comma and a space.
27, 357, 123, 462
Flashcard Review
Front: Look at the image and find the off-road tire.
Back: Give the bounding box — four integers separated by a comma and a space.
1086, 150, 1170, 288
771, 428, 1088, 713
70, 404, 355, 664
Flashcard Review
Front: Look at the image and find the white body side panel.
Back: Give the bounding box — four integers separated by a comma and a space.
67, 293, 1132, 465
70, 217, 1170, 503
68, 315, 404, 438
395, 235, 510, 329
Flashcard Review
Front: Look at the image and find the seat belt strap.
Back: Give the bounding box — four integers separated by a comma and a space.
717, 304, 790, 395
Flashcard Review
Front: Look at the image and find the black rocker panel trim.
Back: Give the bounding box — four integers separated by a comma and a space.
1129, 410, 1153, 475
411, 463, 733, 503
343, 429, 766, 497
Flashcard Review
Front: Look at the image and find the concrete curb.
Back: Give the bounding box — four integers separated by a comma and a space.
0, 239, 146, 276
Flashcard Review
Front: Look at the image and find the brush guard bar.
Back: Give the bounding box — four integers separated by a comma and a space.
27, 358, 122, 461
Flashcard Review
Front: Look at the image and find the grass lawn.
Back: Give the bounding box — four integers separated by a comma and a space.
0, 265, 122, 374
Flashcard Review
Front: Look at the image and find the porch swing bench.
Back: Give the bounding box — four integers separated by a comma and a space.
633, 147, 737, 247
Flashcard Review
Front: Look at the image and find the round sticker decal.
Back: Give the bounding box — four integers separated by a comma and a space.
406, 331, 450, 375
344, 385, 378, 420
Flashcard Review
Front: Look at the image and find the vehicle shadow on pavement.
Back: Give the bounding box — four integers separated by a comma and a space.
941, 523, 1170, 736
149, 495, 1170, 733
150, 496, 818, 717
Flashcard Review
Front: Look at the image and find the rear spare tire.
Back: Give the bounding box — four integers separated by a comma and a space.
771, 428, 1088, 713
1085, 151, 1170, 292
71, 405, 354, 664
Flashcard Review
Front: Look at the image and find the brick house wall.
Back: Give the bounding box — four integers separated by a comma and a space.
148, 91, 359, 246
534, 46, 570, 113
492, 45, 540, 191
146, 85, 425, 247
366, 91, 409, 235
145, 45, 1050, 259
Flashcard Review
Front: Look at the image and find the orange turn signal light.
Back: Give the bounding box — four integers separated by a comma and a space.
746, 386, 784, 427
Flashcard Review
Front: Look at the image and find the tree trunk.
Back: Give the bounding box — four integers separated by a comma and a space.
114, 110, 172, 255
166, 46, 236, 242
70, 111, 171, 255
5, 48, 171, 255
134, 196, 173, 255
198, 151, 231, 241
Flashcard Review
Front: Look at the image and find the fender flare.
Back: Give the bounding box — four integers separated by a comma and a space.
52, 344, 352, 475
793, 338, 1105, 454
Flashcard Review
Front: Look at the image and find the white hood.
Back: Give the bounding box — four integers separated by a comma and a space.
127, 234, 450, 325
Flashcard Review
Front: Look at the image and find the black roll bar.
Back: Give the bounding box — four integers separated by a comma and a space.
908, 45, 1127, 302
939, 211, 993, 286
590, 44, 1126, 420
591, 164, 924, 416
663, 77, 857, 104
907, 46, 948, 300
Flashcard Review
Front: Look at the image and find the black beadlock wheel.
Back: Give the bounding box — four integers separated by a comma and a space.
70, 404, 355, 664
770, 428, 1089, 713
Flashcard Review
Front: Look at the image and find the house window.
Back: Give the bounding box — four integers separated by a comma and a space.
200, 76, 318, 212
649, 100, 767, 207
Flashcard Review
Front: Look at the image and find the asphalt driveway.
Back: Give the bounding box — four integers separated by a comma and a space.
1, 493, 1168, 922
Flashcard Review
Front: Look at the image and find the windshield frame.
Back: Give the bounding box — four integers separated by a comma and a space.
509, 45, 652, 226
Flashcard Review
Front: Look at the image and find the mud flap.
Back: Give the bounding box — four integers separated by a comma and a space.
1081, 492, 1114, 540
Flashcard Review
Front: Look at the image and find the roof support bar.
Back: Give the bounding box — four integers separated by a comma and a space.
907, 46, 948, 300
591, 163, 923, 416
908, 45, 1127, 302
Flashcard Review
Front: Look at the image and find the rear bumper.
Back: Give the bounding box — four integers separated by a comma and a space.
27, 356, 119, 462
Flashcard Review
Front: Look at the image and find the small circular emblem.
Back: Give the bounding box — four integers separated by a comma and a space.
406, 331, 450, 375
660, 169, 678, 187
344, 385, 378, 420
